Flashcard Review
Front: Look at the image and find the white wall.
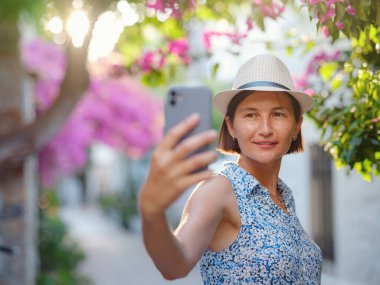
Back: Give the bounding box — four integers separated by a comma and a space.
333, 167, 380, 285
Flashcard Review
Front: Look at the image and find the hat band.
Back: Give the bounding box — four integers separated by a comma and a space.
237, 81, 290, 91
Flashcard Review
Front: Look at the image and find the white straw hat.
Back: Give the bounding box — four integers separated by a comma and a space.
214, 54, 313, 116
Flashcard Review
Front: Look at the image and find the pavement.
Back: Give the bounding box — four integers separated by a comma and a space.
60, 205, 354, 285
60, 205, 203, 285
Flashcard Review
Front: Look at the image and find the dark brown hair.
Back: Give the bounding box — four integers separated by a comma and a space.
217, 90, 303, 155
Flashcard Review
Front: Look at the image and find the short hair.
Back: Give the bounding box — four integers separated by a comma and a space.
217, 90, 304, 155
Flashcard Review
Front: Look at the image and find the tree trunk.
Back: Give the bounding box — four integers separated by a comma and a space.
0, 20, 38, 285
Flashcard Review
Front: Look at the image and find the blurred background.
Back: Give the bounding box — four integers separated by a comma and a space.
0, 0, 379, 284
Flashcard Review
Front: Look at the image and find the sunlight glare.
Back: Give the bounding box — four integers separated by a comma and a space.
156, 9, 172, 22
88, 11, 124, 62
67, 10, 89, 47
117, 0, 139, 26
48, 16, 63, 34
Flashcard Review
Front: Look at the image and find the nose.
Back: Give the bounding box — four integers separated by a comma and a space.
258, 116, 273, 137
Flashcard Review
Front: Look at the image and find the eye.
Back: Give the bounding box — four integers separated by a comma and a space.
245, 112, 258, 118
273, 111, 285, 117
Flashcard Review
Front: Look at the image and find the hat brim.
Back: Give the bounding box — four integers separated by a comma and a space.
214, 86, 314, 116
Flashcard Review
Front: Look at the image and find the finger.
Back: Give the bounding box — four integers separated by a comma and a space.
176, 150, 218, 175
172, 129, 217, 161
158, 113, 201, 151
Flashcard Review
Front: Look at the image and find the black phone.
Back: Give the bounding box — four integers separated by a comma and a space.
165, 86, 213, 154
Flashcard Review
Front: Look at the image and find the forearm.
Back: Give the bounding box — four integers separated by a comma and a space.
141, 213, 193, 280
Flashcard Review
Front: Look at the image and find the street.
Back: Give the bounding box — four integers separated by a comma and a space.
60, 205, 202, 285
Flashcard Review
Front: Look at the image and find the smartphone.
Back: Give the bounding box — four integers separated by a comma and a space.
164, 86, 213, 155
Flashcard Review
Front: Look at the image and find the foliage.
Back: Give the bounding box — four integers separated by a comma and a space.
38, 191, 90, 285
98, 186, 138, 229
301, 0, 380, 41
0, 0, 45, 22
297, 0, 380, 181
7, 0, 380, 182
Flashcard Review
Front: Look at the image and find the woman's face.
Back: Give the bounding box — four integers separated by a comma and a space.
226, 91, 302, 166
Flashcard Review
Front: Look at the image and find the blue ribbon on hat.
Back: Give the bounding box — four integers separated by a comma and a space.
238, 81, 290, 90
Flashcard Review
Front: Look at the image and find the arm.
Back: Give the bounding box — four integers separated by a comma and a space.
139, 114, 220, 279
141, 182, 225, 280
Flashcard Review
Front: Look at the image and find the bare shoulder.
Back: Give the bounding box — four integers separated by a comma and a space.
185, 174, 234, 210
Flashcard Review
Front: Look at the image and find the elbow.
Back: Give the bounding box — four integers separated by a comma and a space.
161, 269, 190, 280
162, 273, 178, 281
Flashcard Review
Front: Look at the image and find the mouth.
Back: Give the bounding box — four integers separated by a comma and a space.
254, 141, 277, 145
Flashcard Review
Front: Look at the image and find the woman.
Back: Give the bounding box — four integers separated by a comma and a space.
139, 54, 323, 284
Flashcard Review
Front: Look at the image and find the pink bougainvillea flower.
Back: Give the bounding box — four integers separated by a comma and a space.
321, 26, 330, 37
326, 7, 336, 20
22, 39, 67, 114
147, 0, 195, 18
168, 38, 191, 65
202, 30, 247, 51
83, 77, 163, 158
246, 17, 254, 31
259, 3, 285, 20
308, 0, 323, 4
336, 21, 345, 30
292, 73, 308, 90
202, 31, 214, 50
137, 50, 166, 72
21, 38, 66, 81
38, 109, 94, 187
146, 0, 165, 12
345, 5, 356, 16
319, 7, 336, 23
304, 88, 315, 96
34, 79, 61, 112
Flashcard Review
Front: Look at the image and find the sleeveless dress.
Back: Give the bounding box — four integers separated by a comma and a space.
199, 161, 322, 284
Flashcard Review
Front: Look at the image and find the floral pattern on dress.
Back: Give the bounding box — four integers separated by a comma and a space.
199, 161, 322, 285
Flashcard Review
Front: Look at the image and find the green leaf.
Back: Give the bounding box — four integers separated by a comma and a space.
335, 3, 346, 22
285, 46, 293, 56
320, 62, 339, 82
211, 63, 219, 79
331, 75, 343, 90
305, 40, 316, 52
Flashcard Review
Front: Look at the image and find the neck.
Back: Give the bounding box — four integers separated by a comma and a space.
237, 156, 281, 194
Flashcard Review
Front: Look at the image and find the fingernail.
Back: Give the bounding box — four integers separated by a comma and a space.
207, 130, 218, 137
188, 113, 200, 121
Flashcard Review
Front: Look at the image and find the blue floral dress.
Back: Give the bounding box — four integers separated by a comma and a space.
199, 162, 322, 284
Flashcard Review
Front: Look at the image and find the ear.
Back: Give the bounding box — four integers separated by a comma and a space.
293, 115, 303, 137
225, 116, 235, 138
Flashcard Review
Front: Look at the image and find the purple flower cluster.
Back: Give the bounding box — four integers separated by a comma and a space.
22, 39, 163, 188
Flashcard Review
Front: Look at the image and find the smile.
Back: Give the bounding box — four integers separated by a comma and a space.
254, 141, 277, 145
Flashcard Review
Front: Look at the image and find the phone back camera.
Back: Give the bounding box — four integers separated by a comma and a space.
169, 98, 176, 106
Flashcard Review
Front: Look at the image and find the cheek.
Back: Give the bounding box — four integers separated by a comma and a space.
234, 121, 256, 137
274, 121, 297, 139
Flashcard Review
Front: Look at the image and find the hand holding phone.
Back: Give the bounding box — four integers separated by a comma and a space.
140, 103, 217, 220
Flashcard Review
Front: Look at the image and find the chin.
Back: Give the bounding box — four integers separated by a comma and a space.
242, 155, 282, 166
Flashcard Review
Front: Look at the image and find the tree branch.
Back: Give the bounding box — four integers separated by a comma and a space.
0, 25, 93, 171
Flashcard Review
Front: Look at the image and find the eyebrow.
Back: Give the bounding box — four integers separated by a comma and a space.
272, 106, 291, 112
240, 106, 291, 112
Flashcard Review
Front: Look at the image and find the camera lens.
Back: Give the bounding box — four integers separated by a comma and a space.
170, 90, 176, 97
169, 99, 176, 106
